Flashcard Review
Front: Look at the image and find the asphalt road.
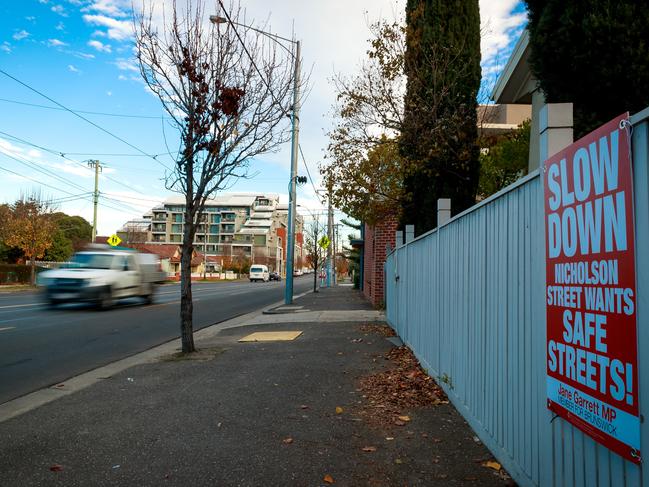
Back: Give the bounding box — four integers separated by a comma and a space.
0, 277, 313, 405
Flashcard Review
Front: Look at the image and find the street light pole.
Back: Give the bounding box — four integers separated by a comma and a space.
209, 14, 300, 304
284, 40, 301, 304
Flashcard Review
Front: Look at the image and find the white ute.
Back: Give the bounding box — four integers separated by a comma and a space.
38, 246, 167, 310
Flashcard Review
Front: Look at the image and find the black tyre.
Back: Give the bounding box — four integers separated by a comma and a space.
97, 287, 114, 311
143, 283, 156, 305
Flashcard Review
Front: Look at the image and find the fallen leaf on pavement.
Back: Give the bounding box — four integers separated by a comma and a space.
282, 437, 294, 444
385, 437, 394, 441
335, 406, 344, 414
362, 446, 377, 452
49, 464, 63, 472
394, 458, 403, 464
394, 419, 406, 426
398, 415, 410, 422
357, 346, 447, 428
323, 474, 335, 484
482, 460, 502, 471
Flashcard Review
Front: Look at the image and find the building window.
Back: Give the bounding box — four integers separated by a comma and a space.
171, 224, 182, 234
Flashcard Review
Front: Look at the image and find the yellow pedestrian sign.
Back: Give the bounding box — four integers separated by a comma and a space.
107, 234, 122, 247
318, 235, 330, 249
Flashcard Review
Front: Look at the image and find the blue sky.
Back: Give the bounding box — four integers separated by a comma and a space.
0, 0, 526, 235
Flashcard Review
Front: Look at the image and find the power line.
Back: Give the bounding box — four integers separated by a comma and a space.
0, 97, 172, 120
0, 148, 90, 194
0, 130, 162, 196
100, 194, 149, 214
0, 163, 145, 220
298, 143, 322, 203
0, 68, 174, 172
102, 192, 165, 204
0, 163, 80, 196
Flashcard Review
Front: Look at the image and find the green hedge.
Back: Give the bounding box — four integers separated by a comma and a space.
0, 264, 44, 284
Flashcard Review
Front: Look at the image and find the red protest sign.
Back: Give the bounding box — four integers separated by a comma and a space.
544, 113, 640, 463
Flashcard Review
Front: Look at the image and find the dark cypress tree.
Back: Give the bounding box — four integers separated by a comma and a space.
525, 1, 649, 138
400, 0, 481, 234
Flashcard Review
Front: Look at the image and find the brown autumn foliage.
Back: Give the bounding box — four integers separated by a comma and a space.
4, 193, 56, 284
358, 345, 447, 428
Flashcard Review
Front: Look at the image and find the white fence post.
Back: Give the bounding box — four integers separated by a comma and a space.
405, 225, 414, 243
437, 198, 451, 226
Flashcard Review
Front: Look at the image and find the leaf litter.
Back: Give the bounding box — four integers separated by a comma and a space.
357, 346, 448, 427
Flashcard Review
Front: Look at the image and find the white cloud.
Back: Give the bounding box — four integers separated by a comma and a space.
25, 16, 36, 22
82, 14, 133, 40
51, 4, 69, 17
48, 38, 68, 47
479, 0, 527, 68
117, 74, 127, 80
106, 91, 112, 96
91, 29, 106, 37
82, 0, 129, 17
0, 42, 11, 54
12, 30, 30, 41
75, 51, 96, 59
55, 21, 65, 31
87, 39, 112, 53
68, 64, 80, 73
114, 58, 138, 72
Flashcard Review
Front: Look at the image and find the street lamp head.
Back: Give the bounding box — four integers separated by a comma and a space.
209, 15, 228, 24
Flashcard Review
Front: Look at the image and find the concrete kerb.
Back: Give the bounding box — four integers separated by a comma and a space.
0, 290, 313, 424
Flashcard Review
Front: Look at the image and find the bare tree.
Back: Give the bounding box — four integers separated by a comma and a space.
321, 18, 477, 224
135, 0, 298, 352
303, 217, 326, 293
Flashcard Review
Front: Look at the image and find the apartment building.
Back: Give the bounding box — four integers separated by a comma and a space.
118, 193, 303, 275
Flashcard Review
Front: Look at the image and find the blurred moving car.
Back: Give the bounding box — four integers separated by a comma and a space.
269, 271, 281, 281
293, 269, 303, 277
38, 245, 167, 310
249, 265, 269, 282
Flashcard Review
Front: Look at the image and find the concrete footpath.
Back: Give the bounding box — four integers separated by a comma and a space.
0, 286, 513, 486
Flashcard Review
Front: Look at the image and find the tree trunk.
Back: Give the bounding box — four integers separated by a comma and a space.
30, 254, 35, 286
313, 264, 318, 293
180, 225, 196, 353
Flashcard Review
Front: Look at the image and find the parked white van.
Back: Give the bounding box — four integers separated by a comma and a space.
249, 265, 269, 282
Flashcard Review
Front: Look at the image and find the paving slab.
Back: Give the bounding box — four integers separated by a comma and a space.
0, 287, 511, 486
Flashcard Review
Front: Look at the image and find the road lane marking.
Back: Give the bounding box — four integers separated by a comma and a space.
0, 327, 15, 332
0, 303, 42, 309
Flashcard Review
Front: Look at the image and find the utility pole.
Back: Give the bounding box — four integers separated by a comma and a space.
284, 40, 301, 304
334, 223, 340, 285
326, 193, 334, 288
87, 160, 101, 243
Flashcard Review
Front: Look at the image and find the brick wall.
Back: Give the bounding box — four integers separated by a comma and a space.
362, 214, 398, 306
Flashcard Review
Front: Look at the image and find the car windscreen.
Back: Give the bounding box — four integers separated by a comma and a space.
250, 267, 264, 273
68, 253, 116, 269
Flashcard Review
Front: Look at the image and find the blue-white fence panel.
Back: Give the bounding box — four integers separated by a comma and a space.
384, 108, 649, 486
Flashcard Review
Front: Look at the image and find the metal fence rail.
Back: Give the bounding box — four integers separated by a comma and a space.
385, 109, 649, 486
